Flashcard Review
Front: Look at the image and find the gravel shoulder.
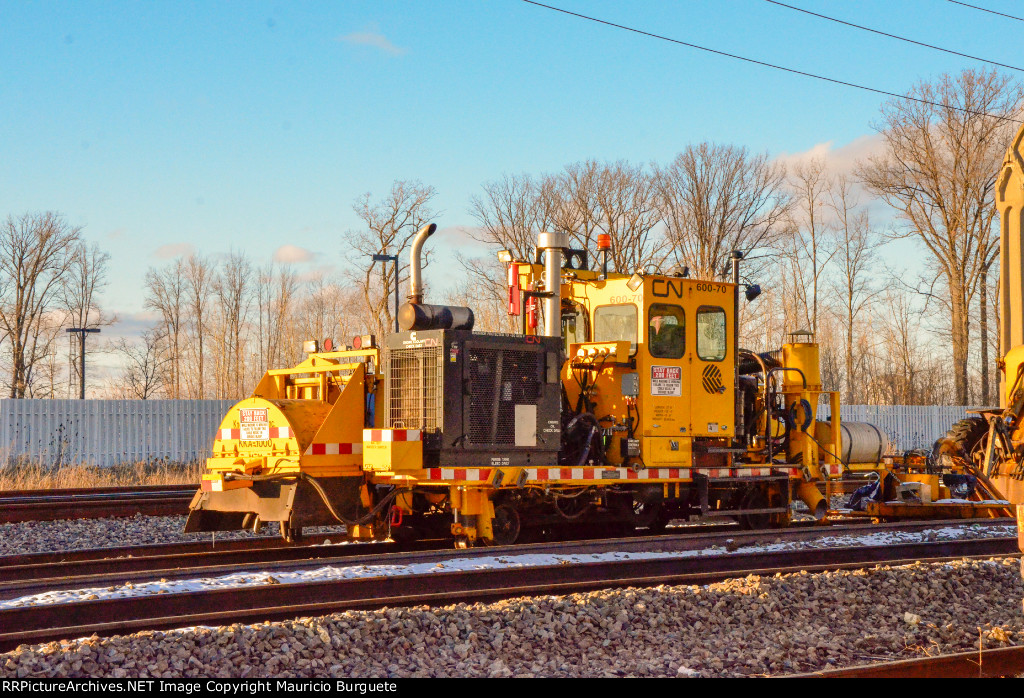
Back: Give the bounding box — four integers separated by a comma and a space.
0, 515, 345, 556
3, 557, 1022, 678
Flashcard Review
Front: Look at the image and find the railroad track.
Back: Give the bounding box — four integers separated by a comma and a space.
0, 518, 1002, 587
0, 519, 1015, 652
794, 645, 1024, 678
0, 485, 197, 523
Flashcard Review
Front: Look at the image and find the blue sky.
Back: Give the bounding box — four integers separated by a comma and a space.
1, 0, 1021, 340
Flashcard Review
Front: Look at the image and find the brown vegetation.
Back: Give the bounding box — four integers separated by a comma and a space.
0, 459, 204, 490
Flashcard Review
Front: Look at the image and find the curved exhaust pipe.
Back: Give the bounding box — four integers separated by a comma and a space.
398, 222, 475, 331
408, 223, 437, 304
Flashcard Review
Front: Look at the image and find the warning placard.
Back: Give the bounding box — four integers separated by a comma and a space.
239, 408, 270, 440
651, 365, 682, 397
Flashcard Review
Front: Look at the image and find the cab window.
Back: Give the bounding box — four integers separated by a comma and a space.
696, 306, 727, 361
648, 303, 685, 359
561, 302, 589, 354
593, 304, 638, 353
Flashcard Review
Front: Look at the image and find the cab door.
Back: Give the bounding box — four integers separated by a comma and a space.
644, 301, 689, 440
689, 286, 735, 438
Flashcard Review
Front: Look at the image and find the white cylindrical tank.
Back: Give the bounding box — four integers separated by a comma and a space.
815, 420, 889, 464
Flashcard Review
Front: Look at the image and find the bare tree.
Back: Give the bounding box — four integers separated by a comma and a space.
0, 212, 82, 397
296, 273, 361, 349
857, 68, 1023, 404
254, 262, 299, 378
350, 181, 437, 339
213, 250, 253, 399
590, 161, 665, 272
183, 254, 214, 399
785, 158, 835, 335
469, 173, 553, 258
63, 242, 113, 397
144, 258, 186, 398
655, 143, 791, 280
829, 178, 881, 403
108, 328, 168, 399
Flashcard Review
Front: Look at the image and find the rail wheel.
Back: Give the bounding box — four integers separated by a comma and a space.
279, 521, 304, 543
620, 485, 663, 530
738, 486, 772, 530
646, 507, 671, 534
485, 503, 521, 546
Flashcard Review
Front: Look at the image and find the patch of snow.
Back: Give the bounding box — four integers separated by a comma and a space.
1, 523, 1013, 610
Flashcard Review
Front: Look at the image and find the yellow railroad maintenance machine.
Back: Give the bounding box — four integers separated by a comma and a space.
186, 225, 1011, 545
921, 121, 1024, 556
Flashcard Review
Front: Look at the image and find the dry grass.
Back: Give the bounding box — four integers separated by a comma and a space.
0, 459, 204, 490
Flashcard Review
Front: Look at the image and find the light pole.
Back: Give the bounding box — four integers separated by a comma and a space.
66, 327, 100, 399
371, 252, 400, 333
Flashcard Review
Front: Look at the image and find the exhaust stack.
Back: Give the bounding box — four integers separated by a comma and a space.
537, 232, 568, 338
407, 223, 436, 305
397, 223, 475, 331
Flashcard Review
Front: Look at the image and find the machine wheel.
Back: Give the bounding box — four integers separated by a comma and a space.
485, 503, 521, 546
932, 417, 988, 465
620, 485, 664, 530
738, 486, 772, 530
646, 507, 671, 534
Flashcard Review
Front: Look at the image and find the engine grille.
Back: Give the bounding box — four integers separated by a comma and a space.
388, 345, 443, 431
466, 347, 540, 445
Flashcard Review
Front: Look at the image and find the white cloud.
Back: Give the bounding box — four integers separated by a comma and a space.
297, 264, 339, 284
153, 242, 196, 260
337, 30, 406, 56
104, 311, 161, 342
274, 244, 315, 264
774, 133, 887, 179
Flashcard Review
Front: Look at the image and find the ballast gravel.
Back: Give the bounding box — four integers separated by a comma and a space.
0, 515, 346, 556
3, 557, 1022, 678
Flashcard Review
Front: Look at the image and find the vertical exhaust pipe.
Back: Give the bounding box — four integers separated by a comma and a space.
408, 223, 437, 304
397, 223, 476, 331
537, 232, 568, 338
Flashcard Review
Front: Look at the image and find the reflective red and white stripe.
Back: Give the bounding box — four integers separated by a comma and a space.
424, 468, 494, 481
412, 465, 837, 482
218, 426, 292, 440
304, 442, 363, 455
698, 467, 775, 478
363, 429, 422, 442
787, 463, 844, 477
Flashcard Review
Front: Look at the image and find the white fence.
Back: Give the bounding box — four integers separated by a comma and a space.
0, 399, 236, 467
821, 404, 977, 454
0, 399, 981, 467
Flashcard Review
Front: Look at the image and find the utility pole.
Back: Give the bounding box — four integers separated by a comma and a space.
66, 327, 101, 399
371, 252, 400, 333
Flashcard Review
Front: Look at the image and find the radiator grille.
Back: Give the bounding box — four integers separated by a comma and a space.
467, 347, 540, 445
388, 345, 443, 431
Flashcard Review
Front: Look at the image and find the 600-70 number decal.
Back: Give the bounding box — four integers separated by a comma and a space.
693, 282, 729, 293
652, 278, 730, 298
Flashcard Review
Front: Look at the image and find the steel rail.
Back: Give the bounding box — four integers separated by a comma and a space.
791, 645, 1024, 678
0, 518, 1009, 588
0, 485, 197, 500
0, 485, 197, 523
0, 536, 1016, 652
